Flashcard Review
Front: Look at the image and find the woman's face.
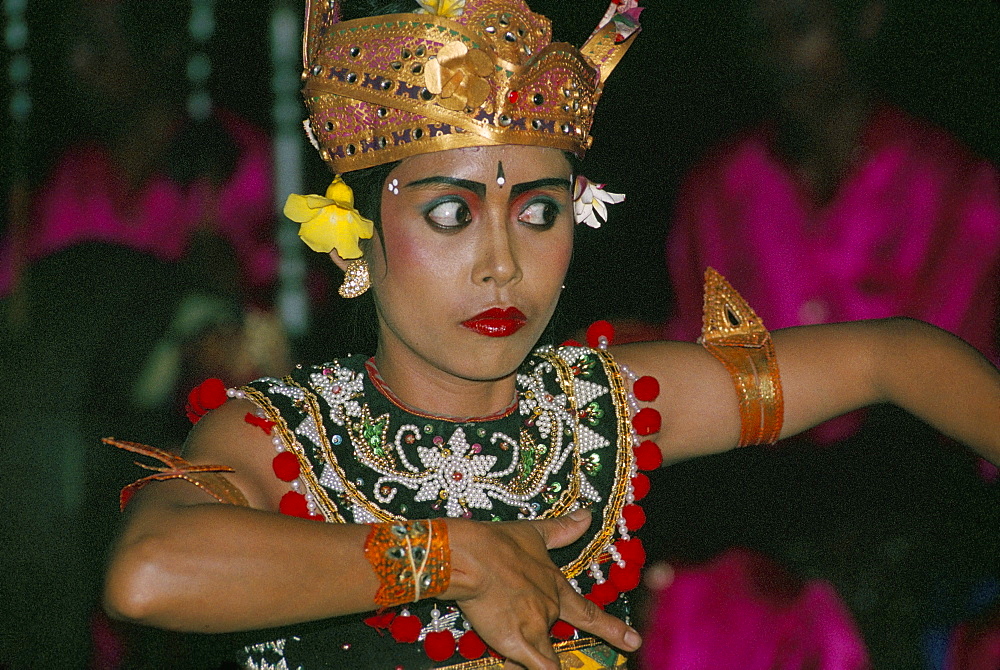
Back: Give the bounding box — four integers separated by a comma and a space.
750, 0, 850, 109
368, 145, 574, 385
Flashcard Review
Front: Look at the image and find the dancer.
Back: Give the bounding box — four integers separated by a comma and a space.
103, 2, 1000, 668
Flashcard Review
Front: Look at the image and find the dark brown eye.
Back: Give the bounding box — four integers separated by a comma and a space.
425, 199, 472, 229
518, 200, 559, 228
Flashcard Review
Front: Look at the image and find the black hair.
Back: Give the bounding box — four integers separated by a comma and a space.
339, 1, 421, 21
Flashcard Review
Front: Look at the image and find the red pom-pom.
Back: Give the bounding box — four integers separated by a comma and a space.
615, 537, 646, 565
186, 378, 228, 423
560, 339, 583, 348
364, 611, 396, 630
458, 630, 487, 659
583, 592, 606, 610
609, 562, 642, 591
424, 630, 456, 662
589, 580, 620, 606
631, 407, 661, 436
389, 613, 422, 643
272, 451, 301, 482
550, 620, 576, 640
307, 513, 326, 521
631, 473, 650, 501
279, 491, 308, 517
586, 320, 615, 349
622, 504, 646, 531
191, 378, 227, 411
634, 440, 663, 471
244, 412, 276, 435
633, 375, 660, 402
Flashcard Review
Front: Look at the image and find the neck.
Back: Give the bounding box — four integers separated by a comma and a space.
372, 344, 519, 420
776, 89, 874, 204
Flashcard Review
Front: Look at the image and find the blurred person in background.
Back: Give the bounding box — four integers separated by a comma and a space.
642, 0, 1000, 667
0, 0, 286, 666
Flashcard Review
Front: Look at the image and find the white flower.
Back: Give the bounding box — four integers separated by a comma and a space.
573, 175, 625, 228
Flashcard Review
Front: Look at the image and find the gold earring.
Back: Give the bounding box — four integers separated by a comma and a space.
339, 259, 371, 298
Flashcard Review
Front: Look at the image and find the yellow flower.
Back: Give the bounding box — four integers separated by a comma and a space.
414, 0, 465, 18
283, 176, 374, 259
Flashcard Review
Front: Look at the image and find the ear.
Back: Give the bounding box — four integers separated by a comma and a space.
327, 250, 357, 273
859, 0, 886, 41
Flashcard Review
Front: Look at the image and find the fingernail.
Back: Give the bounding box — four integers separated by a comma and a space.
624, 629, 642, 649
568, 508, 591, 521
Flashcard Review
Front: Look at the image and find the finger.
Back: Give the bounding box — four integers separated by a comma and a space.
495, 633, 560, 670
559, 586, 642, 652
531, 508, 592, 550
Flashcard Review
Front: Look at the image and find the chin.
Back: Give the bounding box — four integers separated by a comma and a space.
448, 332, 540, 381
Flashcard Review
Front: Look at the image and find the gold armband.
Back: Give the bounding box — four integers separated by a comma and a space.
364, 519, 451, 608
103, 437, 249, 510
699, 268, 784, 446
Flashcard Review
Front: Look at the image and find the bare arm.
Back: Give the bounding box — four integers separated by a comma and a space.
103, 399, 381, 631
613, 317, 1000, 465
104, 398, 640, 669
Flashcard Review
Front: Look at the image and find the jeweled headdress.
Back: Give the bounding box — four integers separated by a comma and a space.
301, 0, 642, 173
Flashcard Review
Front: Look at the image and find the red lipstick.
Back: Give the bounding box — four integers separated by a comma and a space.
462, 307, 528, 337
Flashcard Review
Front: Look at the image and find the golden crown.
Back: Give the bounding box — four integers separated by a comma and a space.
301, 0, 642, 173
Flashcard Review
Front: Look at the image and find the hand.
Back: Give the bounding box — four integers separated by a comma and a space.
442, 509, 642, 670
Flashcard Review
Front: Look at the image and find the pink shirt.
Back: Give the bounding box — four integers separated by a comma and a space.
665, 105, 1000, 362
640, 549, 871, 670
0, 108, 276, 296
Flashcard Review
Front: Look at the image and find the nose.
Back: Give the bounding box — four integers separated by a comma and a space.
473, 215, 521, 287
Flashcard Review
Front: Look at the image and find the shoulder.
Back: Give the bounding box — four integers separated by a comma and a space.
183, 393, 290, 511
679, 123, 776, 195
870, 104, 994, 176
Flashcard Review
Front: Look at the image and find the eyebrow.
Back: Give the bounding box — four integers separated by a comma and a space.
510, 177, 572, 198
404, 176, 486, 198
402, 176, 572, 200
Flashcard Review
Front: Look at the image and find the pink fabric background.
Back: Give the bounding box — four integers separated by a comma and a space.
640, 549, 871, 669
0, 108, 276, 297
665, 104, 1000, 361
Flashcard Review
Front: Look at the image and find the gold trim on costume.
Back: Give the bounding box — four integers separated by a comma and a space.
439, 636, 627, 669
541, 349, 632, 579
699, 267, 784, 446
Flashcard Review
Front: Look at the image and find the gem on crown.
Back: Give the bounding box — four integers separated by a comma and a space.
300, 0, 641, 173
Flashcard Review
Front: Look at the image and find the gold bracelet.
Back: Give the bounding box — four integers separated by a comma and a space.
698, 268, 784, 446
364, 519, 451, 608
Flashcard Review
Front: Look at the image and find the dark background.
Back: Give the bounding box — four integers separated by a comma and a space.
2, 1, 999, 668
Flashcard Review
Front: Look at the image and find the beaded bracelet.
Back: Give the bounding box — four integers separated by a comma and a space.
364, 519, 451, 608
699, 268, 784, 446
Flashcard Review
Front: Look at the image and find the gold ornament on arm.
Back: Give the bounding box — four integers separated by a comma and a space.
699, 268, 784, 446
